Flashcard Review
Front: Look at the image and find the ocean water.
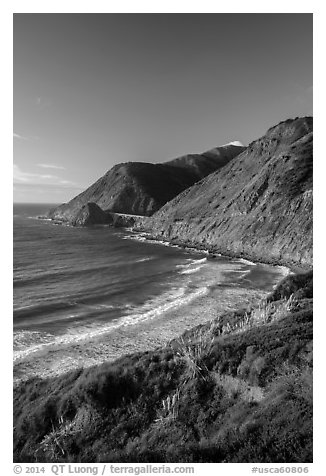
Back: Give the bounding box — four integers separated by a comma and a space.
13, 203, 289, 383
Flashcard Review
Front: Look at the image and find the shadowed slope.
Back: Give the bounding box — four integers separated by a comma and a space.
47, 144, 245, 223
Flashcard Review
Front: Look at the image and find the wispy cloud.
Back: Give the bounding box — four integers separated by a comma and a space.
37, 163, 66, 170
13, 164, 56, 183
59, 179, 76, 185
13, 164, 77, 188
13, 132, 29, 140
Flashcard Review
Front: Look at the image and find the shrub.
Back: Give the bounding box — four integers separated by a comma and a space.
175, 328, 214, 381
13, 272, 313, 463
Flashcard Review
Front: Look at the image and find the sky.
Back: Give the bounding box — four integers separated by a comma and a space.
13, 13, 313, 203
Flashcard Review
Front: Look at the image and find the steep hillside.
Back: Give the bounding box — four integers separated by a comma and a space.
47, 144, 244, 224
13, 271, 312, 463
166, 142, 244, 177
138, 117, 313, 269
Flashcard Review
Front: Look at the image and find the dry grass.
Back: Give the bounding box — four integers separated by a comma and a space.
154, 388, 181, 426
35, 405, 101, 460
175, 328, 214, 381
36, 416, 78, 460
207, 294, 298, 340
170, 294, 298, 394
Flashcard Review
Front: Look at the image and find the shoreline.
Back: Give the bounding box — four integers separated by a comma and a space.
14, 249, 290, 385
38, 213, 311, 274
12, 215, 305, 387
127, 227, 301, 276
13, 285, 271, 385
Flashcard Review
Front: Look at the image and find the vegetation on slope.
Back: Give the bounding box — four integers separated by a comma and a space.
47, 144, 244, 223
14, 271, 313, 463
138, 117, 313, 269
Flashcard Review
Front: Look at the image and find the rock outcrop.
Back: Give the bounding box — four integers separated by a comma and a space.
69, 202, 113, 226
138, 117, 313, 269
47, 144, 245, 224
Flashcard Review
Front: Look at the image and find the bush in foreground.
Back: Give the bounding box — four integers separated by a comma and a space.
14, 271, 313, 463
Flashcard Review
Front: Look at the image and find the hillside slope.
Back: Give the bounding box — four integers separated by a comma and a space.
47, 144, 244, 223
138, 117, 313, 269
13, 271, 312, 463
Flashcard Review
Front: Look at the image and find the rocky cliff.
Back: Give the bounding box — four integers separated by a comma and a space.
68, 202, 113, 226
47, 144, 245, 224
137, 117, 313, 269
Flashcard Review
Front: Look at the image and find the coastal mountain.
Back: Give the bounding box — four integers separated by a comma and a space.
47, 143, 245, 223
14, 118, 313, 463
138, 117, 313, 269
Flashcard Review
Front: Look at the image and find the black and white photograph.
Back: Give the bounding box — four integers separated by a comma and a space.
12, 10, 313, 466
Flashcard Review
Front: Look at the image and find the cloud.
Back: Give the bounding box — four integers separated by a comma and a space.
13, 164, 78, 188
13, 164, 56, 183
37, 163, 66, 170
13, 132, 28, 140
59, 179, 76, 185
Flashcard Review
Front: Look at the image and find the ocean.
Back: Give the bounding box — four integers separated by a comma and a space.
13, 203, 289, 383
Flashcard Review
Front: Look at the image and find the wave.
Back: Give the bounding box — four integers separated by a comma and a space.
275, 265, 292, 276
236, 258, 257, 266
183, 247, 209, 255
123, 234, 174, 248
121, 233, 211, 262
189, 257, 207, 265
134, 257, 154, 263
36, 217, 52, 221
177, 257, 207, 267
120, 286, 208, 328
180, 266, 205, 275
13, 293, 129, 326
237, 270, 252, 279
271, 265, 292, 288
14, 330, 55, 350
13, 285, 209, 363
175, 256, 210, 275
14, 301, 77, 319
122, 233, 206, 252
13, 259, 137, 287
87, 303, 117, 310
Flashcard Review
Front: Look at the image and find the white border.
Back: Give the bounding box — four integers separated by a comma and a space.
3, 3, 321, 473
